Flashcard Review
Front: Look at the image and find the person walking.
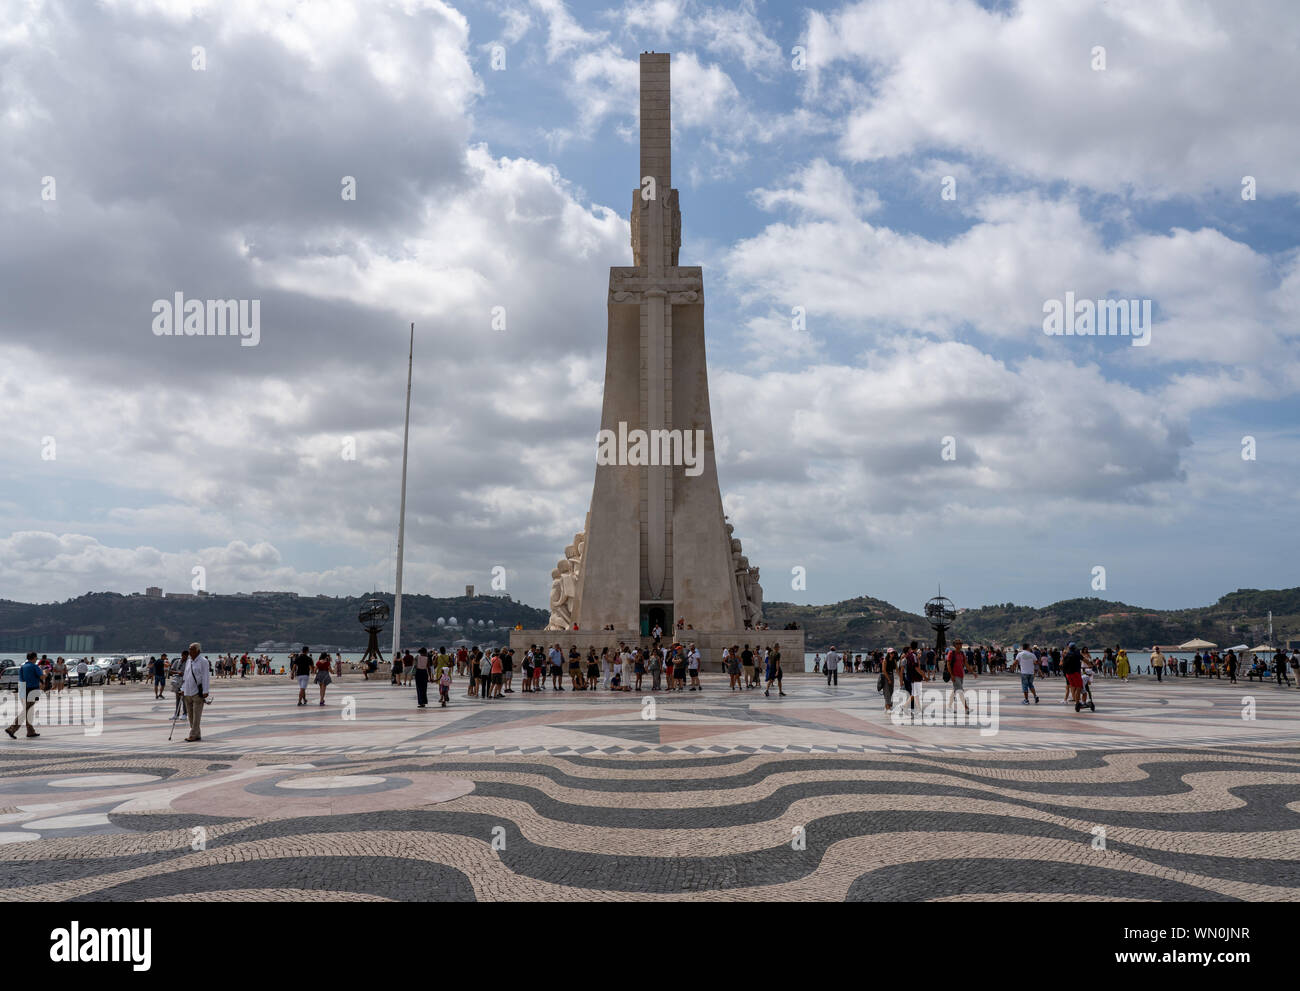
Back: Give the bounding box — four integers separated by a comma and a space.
725, 647, 741, 691
902, 647, 924, 716
1150, 646, 1165, 683
180, 642, 211, 742
824, 645, 841, 686
413, 647, 431, 708
1275, 650, 1293, 687
946, 638, 972, 714
314, 651, 333, 706
1225, 649, 1238, 684
438, 664, 452, 707
1014, 644, 1040, 705
881, 648, 897, 711
764, 645, 785, 697
150, 654, 167, 699
293, 646, 313, 706
1116, 647, 1130, 681
5, 653, 43, 739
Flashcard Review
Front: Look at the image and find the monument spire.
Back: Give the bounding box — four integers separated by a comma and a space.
639, 52, 671, 204
513, 51, 798, 668
632, 53, 680, 271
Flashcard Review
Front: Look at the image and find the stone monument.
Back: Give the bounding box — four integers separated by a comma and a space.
513, 52, 802, 666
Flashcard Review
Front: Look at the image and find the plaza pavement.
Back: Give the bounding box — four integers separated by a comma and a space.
1, 672, 1297, 901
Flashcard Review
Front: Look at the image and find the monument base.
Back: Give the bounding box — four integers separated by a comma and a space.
509, 629, 804, 669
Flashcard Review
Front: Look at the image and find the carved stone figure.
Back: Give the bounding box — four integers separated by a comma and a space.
546, 565, 571, 631
546, 531, 587, 630
746, 566, 763, 623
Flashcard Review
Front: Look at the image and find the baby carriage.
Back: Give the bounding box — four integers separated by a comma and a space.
1075, 666, 1097, 712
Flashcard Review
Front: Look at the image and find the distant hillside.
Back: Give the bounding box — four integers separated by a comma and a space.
764, 595, 931, 649
769, 587, 1300, 651
1, 586, 1296, 654
0, 592, 548, 653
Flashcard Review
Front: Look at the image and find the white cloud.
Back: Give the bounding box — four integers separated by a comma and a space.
622, 0, 784, 75
530, 0, 606, 61
727, 175, 1300, 373
805, 0, 1300, 197
753, 157, 880, 219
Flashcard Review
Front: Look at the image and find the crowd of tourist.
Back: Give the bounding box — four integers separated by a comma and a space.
812, 642, 1297, 686
376, 639, 795, 707
11, 636, 1294, 723
210, 653, 281, 678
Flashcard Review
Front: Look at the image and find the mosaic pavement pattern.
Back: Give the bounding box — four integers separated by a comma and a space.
2, 744, 1299, 901
3, 673, 1298, 755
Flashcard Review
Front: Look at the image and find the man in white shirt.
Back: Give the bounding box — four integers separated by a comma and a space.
180, 641, 211, 741
824, 646, 841, 686
1014, 644, 1040, 705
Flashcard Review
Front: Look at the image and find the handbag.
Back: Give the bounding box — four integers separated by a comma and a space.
876, 673, 885, 693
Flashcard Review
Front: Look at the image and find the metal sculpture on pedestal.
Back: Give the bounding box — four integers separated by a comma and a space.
925, 594, 956, 661
358, 597, 391, 668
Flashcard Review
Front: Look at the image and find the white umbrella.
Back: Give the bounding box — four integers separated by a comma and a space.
1250, 644, 1276, 653
1178, 638, 1217, 650
1226, 643, 1250, 652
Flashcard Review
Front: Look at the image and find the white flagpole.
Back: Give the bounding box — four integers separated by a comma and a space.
393, 322, 414, 657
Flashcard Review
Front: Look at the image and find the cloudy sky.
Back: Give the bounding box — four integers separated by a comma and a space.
1, 0, 1297, 615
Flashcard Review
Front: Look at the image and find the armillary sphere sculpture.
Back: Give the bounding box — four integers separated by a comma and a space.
924, 594, 957, 662
358, 597, 391, 669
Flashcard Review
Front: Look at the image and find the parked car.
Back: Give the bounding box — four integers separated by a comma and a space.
0, 660, 20, 692
73, 659, 112, 687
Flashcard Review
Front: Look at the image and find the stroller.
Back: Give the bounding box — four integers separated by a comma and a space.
1075, 666, 1097, 712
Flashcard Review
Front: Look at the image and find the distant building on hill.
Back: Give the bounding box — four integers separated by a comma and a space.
466, 585, 475, 598
145, 586, 162, 597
